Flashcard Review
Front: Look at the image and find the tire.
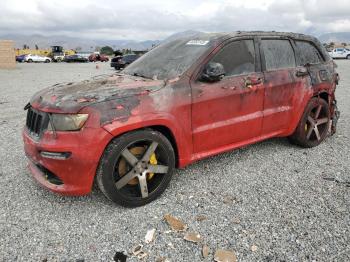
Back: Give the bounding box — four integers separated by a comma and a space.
45, 59, 50, 63
347, 55, 350, 60
27, 59, 33, 63
96, 129, 175, 207
289, 97, 330, 148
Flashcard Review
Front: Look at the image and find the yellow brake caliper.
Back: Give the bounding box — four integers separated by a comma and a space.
118, 146, 157, 185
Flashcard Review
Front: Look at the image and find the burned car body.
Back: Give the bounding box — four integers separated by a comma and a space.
23, 32, 339, 207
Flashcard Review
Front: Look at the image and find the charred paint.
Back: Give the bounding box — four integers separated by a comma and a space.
29, 74, 165, 115
92, 95, 141, 125
306, 61, 334, 86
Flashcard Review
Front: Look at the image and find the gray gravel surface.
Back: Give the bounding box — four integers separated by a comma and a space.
0, 62, 349, 262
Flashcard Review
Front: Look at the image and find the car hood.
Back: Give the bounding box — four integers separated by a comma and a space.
30, 74, 165, 113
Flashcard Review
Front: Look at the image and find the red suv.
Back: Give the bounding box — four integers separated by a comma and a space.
88, 53, 109, 62
23, 32, 340, 207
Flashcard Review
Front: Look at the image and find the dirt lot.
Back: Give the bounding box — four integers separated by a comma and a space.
0, 62, 349, 261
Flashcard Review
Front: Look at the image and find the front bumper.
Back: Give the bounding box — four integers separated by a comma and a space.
23, 126, 113, 195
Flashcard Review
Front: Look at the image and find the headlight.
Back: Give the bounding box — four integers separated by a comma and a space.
48, 114, 89, 131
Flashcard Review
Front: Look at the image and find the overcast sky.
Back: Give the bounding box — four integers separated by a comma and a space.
1, 0, 350, 40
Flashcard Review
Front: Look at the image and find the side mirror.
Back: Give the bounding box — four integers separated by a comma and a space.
201, 62, 225, 82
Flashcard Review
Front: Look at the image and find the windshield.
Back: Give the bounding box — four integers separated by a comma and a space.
123, 36, 215, 80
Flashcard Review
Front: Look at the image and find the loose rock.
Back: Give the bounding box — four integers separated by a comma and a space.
202, 245, 210, 258
196, 215, 207, 222
184, 232, 201, 243
164, 214, 187, 231
214, 249, 237, 262
145, 228, 156, 244
251, 245, 258, 252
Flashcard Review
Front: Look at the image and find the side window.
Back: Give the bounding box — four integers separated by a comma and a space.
295, 41, 323, 65
261, 39, 296, 70
210, 40, 255, 77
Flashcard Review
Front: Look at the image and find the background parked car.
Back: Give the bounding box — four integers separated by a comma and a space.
75, 51, 92, 59
16, 54, 27, 62
328, 48, 350, 59
24, 54, 51, 63
64, 55, 89, 63
111, 54, 139, 70
89, 54, 109, 62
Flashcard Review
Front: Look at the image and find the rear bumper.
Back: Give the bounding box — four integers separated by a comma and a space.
23, 127, 113, 196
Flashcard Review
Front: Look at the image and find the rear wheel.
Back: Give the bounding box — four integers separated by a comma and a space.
45, 59, 50, 63
96, 130, 175, 207
289, 97, 330, 147
347, 55, 350, 60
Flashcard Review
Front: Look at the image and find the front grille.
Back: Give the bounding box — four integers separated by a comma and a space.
26, 107, 48, 137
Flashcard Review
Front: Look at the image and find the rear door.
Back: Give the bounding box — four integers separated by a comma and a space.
259, 38, 299, 135
191, 38, 265, 153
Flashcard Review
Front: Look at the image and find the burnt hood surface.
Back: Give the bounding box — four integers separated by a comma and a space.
29, 74, 165, 113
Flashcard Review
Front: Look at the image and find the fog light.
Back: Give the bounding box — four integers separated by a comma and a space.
40, 151, 71, 160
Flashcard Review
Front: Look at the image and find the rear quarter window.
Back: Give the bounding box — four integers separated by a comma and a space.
295, 41, 323, 65
261, 39, 296, 71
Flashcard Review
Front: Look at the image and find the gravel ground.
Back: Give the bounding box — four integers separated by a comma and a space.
0, 61, 349, 262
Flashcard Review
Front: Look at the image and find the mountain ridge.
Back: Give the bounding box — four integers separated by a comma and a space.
2, 31, 349, 51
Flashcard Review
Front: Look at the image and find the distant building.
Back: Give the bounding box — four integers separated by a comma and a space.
0, 40, 15, 69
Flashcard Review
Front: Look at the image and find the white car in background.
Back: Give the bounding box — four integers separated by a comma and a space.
24, 54, 52, 63
328, 48, 350, 59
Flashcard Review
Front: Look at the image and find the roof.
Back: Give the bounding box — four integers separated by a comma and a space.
200, 31, 318, 42
180, 31, 330, 61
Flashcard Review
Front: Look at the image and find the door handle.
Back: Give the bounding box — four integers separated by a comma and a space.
222, 86, 237, 90
296, 68, 309, 77
245, 77, 263, 88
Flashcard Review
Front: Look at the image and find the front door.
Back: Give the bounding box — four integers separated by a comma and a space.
191, 39, 265, 153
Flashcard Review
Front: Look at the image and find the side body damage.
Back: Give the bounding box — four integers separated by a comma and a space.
23, 31, 339, 196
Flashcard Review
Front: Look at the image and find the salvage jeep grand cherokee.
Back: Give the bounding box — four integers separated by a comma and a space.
23, 32, 340, 207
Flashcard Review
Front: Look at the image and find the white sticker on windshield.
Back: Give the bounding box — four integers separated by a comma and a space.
186, 40, 209, 46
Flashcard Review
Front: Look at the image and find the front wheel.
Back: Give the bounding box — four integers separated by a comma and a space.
45, 59, 50, 63
289, 97, 330, 148
96, 130, 175, 207
347, 55, 350, 60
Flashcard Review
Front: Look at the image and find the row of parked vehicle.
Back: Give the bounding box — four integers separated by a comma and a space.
16, 52, 143, 71
16, 53, 110, 63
